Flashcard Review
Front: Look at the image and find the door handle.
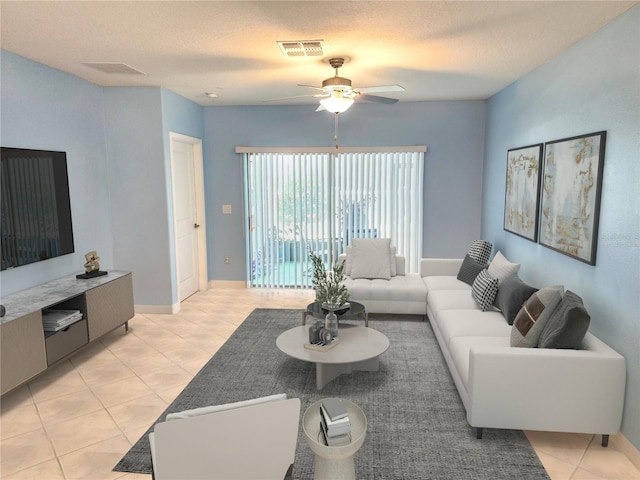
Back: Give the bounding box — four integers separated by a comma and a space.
194, 223, 200, 228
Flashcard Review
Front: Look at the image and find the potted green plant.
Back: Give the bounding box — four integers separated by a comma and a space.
308, 249, 350, 308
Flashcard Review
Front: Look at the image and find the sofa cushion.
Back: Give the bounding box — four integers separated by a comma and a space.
436, 310, 511, 348
344, 274, 427, 303
344, 273, 427, 314
428, 289, 477, 316
494, 275, 539, 325
471, 270, 499, 311
538, 291, 591, 349
423, 276, 470, 293
488, 251, 521, 284
351, 238, 391, 279
510, 286, 564, 348
467, 240, 493, 264
457, 254, 487, 286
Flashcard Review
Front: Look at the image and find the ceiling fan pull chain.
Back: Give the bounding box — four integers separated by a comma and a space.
334, 113, 339, 149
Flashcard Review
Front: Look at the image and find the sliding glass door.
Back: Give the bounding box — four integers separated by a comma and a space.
243, 148, 424, 288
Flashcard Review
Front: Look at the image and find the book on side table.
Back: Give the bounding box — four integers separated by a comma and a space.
320, 398, 351, 446
321, 398, 349, 421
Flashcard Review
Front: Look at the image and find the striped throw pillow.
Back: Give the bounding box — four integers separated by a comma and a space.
471, 269, 499, 311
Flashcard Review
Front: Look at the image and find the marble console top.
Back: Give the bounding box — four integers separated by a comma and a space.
0, 271, 131, 325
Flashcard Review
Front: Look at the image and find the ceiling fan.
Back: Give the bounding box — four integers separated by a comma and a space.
265, 57, 404, 113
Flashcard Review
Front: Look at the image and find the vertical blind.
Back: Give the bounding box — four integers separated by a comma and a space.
242, 147, 425, 288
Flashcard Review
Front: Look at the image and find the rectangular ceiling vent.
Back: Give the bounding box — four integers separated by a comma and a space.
81, 62, 145, 75
277, 40, 324, 57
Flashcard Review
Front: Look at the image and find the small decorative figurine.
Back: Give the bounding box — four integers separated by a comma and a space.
84, 251, 100, 273
76, 251, 107, 279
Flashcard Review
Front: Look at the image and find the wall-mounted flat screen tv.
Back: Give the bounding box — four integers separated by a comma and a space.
1, 147, 75, 270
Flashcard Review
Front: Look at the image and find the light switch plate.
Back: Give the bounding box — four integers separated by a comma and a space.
222, 204, 232, 214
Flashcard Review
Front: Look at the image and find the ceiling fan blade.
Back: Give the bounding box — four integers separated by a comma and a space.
357, 93, 399, 104
356, 84, 405, 94
262, 93, 326, 103
298, 84, 326, 91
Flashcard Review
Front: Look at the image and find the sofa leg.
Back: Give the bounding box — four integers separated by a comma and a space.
476, 428, 483, 439
601, 434, 609, 447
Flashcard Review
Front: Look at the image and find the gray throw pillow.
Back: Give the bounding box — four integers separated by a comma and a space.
510, 285, 564, 348
538, 290, 591, 349
494, 275, 539, 325
457, 254, 487, 286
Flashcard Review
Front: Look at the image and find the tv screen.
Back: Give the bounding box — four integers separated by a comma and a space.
1, 147, 75, 270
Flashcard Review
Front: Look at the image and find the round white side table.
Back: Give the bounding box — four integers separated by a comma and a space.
302, 398, 367, 480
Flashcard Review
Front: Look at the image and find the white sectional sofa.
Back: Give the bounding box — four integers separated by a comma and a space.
339, 245, 627, 444
421, 258, 626, 445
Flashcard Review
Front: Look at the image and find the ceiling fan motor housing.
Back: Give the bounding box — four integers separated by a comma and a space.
322, 76, 352, 90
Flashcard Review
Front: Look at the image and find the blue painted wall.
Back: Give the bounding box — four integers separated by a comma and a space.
203, 101, 486, 281
103, 87, 173, 307
0, 51, 112, 295
0, 53, 204, 308
483, 7, 640, 448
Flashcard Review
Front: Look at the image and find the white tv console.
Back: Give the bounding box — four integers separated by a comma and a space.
0, 271, 134, 396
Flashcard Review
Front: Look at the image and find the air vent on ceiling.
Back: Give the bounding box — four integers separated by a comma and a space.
277, 40, 324, 57
81, 62, 145, 75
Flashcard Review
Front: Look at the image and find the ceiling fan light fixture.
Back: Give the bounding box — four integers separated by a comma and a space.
320, 94, 354, 114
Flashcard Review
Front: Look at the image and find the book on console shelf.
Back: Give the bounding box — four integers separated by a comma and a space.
42, 309, 83, 332
304, 338, 340, 352
320, 421, 351, 447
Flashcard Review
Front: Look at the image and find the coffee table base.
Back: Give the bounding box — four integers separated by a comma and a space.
316, 357, 379, 390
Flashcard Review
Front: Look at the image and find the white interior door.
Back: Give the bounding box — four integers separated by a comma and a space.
170, 133, 207, 302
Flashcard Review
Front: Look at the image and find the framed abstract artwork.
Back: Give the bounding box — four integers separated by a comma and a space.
539, 131, 606, 265
504, 143, 543, 242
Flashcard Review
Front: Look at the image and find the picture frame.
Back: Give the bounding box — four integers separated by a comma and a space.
539, 131, 606, 265
503, 143, 543, 242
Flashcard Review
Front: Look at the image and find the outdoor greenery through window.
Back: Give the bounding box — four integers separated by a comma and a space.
241, 147, 425, 288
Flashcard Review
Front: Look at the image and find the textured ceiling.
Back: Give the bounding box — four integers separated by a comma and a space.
1, 1, 636, 106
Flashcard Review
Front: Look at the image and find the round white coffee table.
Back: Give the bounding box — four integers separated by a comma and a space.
276, 324, 390, 390
302, 398, 367, 480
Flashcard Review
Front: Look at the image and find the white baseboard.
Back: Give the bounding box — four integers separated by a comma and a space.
135, 303, 180, 315
209, 280, 247, 289
612, 432, 640, 471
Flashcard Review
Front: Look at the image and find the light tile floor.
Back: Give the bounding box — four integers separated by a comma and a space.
1, 286, 638, 479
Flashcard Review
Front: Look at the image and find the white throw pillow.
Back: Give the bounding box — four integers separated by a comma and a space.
350, 238, 392, 280
488, 251, 521, 283
344, 245, 353, 276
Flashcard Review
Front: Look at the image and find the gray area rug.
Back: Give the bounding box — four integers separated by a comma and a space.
114, 309, 550, 479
